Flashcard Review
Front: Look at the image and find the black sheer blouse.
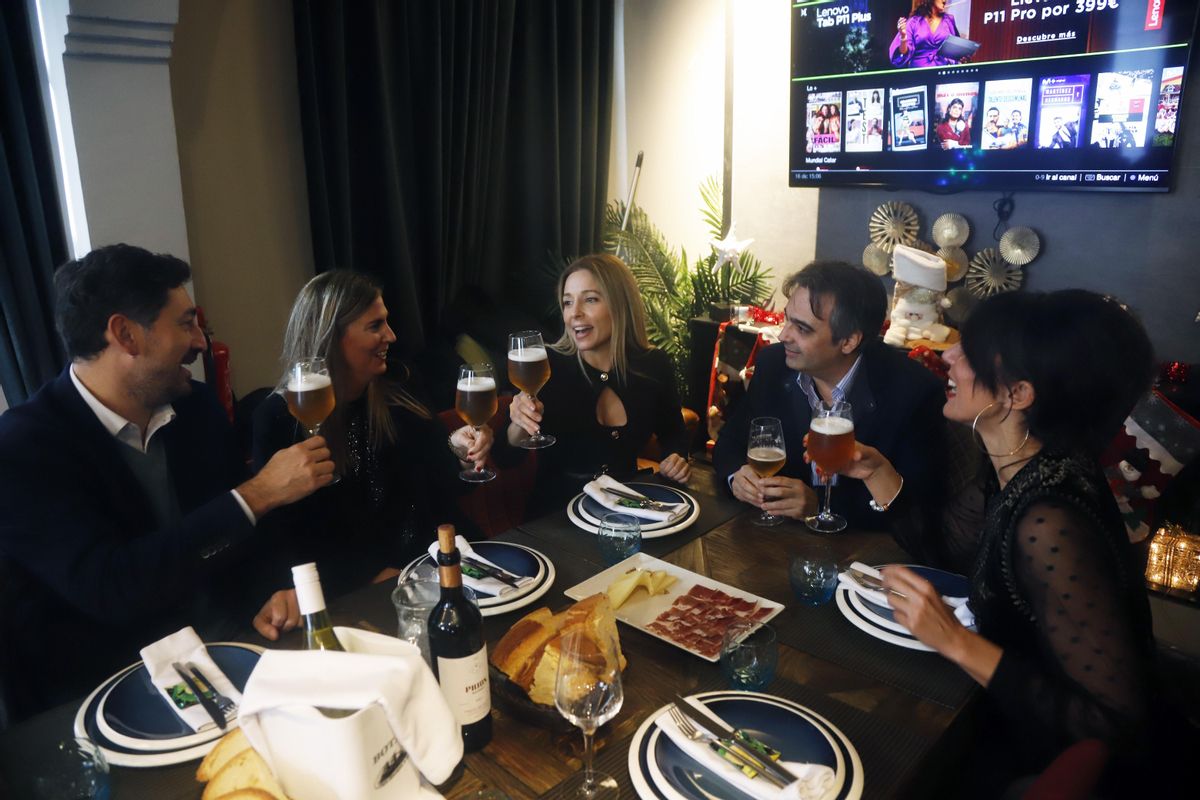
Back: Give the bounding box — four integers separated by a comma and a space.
890, 448, 1156, 779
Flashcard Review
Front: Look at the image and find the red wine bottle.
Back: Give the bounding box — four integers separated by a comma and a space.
428, 525, 492, 751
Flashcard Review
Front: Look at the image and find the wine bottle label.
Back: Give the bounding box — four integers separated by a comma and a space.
436, 648, 491, 725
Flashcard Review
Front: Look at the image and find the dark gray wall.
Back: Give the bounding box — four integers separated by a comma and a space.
815, 74, 1200, 364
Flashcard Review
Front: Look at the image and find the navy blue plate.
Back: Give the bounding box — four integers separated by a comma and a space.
102, 644, 260, 741
858, 565, 967, 625
632, 692, 861, 800
578, 483, 694, 529
405, 541, 543, 600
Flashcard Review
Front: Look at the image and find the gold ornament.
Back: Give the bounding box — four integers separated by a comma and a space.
868, 202, 919, 254
999, 226, 1041, 266
862, 243, 891, 276
932, 213, 970, 247
965, 248, 1023, 297
938, 246, 969, 282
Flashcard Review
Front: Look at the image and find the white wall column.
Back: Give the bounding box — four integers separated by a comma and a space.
54, 0, 188, 258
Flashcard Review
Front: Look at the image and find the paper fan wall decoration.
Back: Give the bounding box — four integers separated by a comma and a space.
999, 226, 1040, 266
862, 243, 891, 276
966, 248, 1023, 297
932, 213, 970, 247
937, 246, 969, 282
868, 202, 919, 253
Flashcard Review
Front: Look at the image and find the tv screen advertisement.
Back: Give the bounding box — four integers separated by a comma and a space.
789, 0, 1200, 191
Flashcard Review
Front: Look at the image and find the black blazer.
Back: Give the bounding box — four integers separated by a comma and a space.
0, 369, 256, 720
713, 341, 946, 530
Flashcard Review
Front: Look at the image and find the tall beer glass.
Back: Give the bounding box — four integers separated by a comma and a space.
747, 416, 787, 527
455, 363, 498, 483
286, 358, 335, 437
805, 401, 854, 533
508, 331, 556, 449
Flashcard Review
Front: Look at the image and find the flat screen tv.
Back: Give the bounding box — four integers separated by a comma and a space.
789, 0, 1199, 191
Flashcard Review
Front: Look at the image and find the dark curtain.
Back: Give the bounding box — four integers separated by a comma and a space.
293, 0, 614, 354
0, 1, 67, 405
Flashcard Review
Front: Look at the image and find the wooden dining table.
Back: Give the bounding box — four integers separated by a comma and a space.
0, 463, 978, 798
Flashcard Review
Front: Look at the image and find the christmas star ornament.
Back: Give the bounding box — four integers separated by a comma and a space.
710, 223, 754, 270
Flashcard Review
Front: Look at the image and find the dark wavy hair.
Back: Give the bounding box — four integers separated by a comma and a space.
783, 261, 887, 352
942, 97, 965, 125
961, 290, 1154, 455
54, 244, 191, 360
909, 0, 939, 17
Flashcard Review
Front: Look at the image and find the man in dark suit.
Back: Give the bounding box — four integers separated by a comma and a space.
0, 244, 333, 721
713, 261, 945, 530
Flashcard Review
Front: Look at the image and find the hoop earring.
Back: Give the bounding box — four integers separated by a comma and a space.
971, 401, 1030, 457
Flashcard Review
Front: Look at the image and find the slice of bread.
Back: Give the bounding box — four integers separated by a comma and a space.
201, 747, 287, 800
196, 727, 250, 782
490, 607, 557, 686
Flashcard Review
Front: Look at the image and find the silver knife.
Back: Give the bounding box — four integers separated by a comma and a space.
674, 694, 798, 785
462, 556, 521, 588
173, 661, 226, 730
602, 486, 674, 511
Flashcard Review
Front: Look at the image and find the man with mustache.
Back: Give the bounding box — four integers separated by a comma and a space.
713, 261, 946, 529
0, 244, 332, 720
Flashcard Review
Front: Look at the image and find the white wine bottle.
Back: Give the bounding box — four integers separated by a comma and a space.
428, 525, 492, 751
292, 562, 344, 652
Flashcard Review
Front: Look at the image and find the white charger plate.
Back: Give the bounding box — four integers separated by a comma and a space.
400, 542, 556, 618
566, 483, 700, 538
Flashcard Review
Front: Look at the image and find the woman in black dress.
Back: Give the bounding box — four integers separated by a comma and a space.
833, 290, 1166, 793
251, 271, 491, 638
507, 254, 690, 512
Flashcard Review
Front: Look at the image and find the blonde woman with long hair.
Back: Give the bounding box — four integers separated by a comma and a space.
507, 254, 690, 512
250, 270, 490, 640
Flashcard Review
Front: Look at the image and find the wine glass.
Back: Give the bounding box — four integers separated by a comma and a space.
285, 357, 335, 437
554, 627, 623, 798
746, 416, 787, 527
507, 331, 555, 449
805, 401, 854, 533
455, 363, 498, 483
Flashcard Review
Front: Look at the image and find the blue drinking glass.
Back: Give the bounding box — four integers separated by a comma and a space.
719, 622, 778, 691
789, 542, 839, 606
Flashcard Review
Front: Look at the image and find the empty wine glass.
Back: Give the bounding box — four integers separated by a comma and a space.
554, 627, 624, 798
747, 416, 787, 527
805, 401, 854, 533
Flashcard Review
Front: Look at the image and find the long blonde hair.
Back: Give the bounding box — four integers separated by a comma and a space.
550, 254, 651, 383
276, 270, 429, 452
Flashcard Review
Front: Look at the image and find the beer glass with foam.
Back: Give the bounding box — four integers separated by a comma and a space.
507, 331, 556, 449
286, 358, 335, 437
805, 401, 854, 533
455, 363, 498, 483
747, 416, 787, 527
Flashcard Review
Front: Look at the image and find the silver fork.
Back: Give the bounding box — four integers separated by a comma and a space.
666, 706, 785, 788
602, 487, 674, 512
187, 663, 238, 720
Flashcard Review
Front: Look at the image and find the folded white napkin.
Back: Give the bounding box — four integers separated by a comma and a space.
425, 535, 536, 597
582, 474, 687, 523
656, 705, 835, 800
139, 626, 241, 732
838, 562, 975, 628
239, 627, 460, 799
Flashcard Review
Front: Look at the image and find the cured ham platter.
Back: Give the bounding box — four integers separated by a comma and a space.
564, 553, 784, 661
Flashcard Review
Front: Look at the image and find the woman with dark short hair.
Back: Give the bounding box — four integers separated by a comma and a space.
830, 290, 1168, 793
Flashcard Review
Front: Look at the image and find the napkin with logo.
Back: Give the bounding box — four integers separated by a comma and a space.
139, 626, 241, 732
655, 705, 835, 800
239, 627, 461, 800
425, 534, 536, 597
838, 562, 975, 627
582, 474, 687, 523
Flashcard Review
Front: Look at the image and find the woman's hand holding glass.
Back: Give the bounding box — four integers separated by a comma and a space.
506, 391, 545, 445
450, 424, 494, 471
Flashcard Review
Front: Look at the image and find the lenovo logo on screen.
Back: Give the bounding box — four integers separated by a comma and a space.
1145, 0, 1164, 30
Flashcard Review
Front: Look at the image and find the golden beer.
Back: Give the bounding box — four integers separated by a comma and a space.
507, 348, 551, 395
455, 376, 499, 428
285, 373, 335, 431
747, 446, 787, 478
807, 416, 855, 474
